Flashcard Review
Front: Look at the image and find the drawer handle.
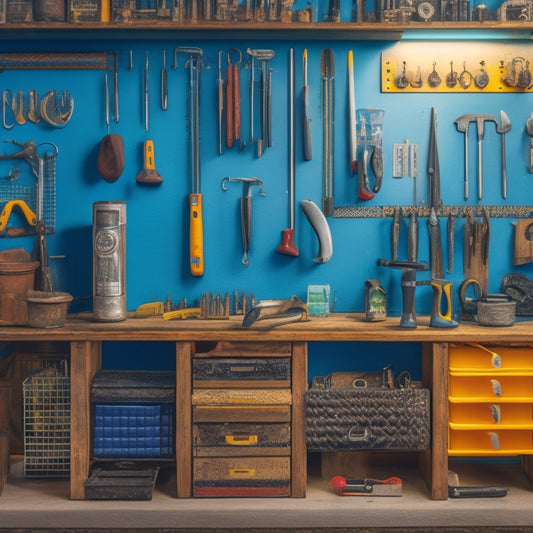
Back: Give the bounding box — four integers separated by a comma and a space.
469, 343, 502, 369
225, 435, 258, 446
489, 432, 500, 450
229, 468, 255, 478
229, 366, 257, 372
348, 427, 369, 442
491, 404, 501, 424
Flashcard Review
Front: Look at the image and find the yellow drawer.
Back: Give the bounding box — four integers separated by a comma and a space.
449, 402, 533, 427
449, 343, 533, 375
449, 375, 533, 402
448, 428, 533, 455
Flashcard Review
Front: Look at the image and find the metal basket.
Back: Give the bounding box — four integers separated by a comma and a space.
23, 361, 70, 477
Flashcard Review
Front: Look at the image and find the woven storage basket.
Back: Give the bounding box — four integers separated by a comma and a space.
305, 388, 430, 451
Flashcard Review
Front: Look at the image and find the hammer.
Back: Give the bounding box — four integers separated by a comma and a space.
455, 114, 497, 201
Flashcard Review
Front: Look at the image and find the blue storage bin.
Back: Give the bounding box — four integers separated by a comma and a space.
91, 371, 175, 459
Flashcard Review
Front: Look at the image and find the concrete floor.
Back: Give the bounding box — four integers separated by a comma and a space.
1, 458, 533, 530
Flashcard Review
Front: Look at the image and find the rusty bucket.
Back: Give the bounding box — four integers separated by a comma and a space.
0, 249, 39, 325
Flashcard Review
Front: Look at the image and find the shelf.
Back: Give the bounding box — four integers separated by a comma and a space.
1, 20, 533, 41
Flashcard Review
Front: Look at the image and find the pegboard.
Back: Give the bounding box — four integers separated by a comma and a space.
381, 41, 533, 93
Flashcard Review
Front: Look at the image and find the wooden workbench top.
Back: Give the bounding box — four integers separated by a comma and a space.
0, 313, 532, 343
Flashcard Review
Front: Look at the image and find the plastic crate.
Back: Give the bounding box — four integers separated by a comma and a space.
23, 364, 70, 477
93, 402, 174, 458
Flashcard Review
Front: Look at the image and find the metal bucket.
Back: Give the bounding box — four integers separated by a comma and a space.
0, 249, 39, 325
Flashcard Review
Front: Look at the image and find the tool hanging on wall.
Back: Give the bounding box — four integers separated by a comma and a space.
136, 140, 162, 184
218, 50, 223, 155
161, 50, 168, 111
177, 47, 204, 277
302, 49, 312, 161
526, 112, 533, 173
496, 110, 511, 199
356, 108, 384, 201
222, 177, 265, 266
392, 139, 418, 203
144, 51, 150, 132
321, 48, 335, 216
348, 50, 358, 185
300, 199, 333, 263
226, 48, 242, 149
247, 48, 275, 157
277, 48, 299, 258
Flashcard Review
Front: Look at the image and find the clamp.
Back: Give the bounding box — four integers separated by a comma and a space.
0, 200, 37, 233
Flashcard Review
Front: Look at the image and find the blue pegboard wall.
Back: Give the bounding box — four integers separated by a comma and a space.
0, 31, 530, 376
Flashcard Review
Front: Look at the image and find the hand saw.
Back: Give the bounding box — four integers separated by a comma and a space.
331, 476, 402, 496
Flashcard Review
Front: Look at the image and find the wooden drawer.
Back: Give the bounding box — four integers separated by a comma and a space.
449, 344, 533, 374
449, 428, 533, 455
449, 402, 533, 427
193, 357, 291, 388
449, 375, 533, 402
192, 388, 292, 405
193, 405, 291, 423
193, 422, 291, 456
193, 456, 291, 497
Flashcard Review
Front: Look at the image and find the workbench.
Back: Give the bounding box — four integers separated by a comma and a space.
1, 312, 533, 501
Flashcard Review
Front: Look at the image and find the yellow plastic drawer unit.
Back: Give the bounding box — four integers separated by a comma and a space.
448, 375, 533, 402
448, 428, 533, 455
449, 403, 533, 428
449, 343, 533, 375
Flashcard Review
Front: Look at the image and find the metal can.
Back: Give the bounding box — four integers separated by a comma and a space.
92, 201, 126, 322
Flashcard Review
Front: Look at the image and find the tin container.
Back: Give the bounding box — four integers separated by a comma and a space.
92, 201, 126, 322
25, 290, 73, 328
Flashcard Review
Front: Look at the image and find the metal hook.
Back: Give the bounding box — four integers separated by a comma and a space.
2, 90, 14, 129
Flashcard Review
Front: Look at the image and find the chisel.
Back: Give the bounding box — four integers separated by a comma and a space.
302, 49, 312, 161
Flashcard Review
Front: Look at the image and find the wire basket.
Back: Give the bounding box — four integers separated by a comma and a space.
23, 361, 70, 477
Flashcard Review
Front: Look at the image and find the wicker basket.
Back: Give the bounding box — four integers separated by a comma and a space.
305, 387, 430, 451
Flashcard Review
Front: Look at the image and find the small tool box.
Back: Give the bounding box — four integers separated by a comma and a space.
305, 371, 430, 451
91, 370, 175, 459
84, 466, 160, 500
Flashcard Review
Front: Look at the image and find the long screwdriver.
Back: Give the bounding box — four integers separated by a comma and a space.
178, 47, 204, 276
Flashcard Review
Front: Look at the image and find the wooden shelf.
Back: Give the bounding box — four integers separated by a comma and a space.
0, 20, 532, 41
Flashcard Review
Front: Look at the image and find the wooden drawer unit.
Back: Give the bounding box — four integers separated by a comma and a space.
191, 341, 295, 497
193, 422, 290, 456
193, 456, 291, 497
448, 343, 533, 456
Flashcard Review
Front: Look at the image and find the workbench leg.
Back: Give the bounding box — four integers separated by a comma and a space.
176, 341, 192, 498
521, 455, 533, 487
421, 341, 448, 500
291, 341, 307, 497
70, 341, 101, 500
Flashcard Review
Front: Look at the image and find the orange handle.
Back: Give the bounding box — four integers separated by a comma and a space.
144, 140, 155, 170
189, 193, 204, 276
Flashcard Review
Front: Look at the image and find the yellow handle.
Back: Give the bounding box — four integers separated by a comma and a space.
144, 140, 155, 170
189, 193, 204, 276
0, 200, 37, 229
163, 308, 201, 320
225, 435, 258, 446
229, 468, 255, 478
